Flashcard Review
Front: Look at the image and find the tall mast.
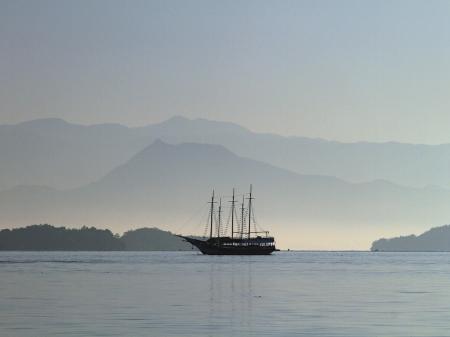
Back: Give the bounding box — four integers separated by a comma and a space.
240, 195, 245, 240
247, 184, 253, 239
231, 188, 235, 240
209, 190, 215, 239
217, 198, 222, 239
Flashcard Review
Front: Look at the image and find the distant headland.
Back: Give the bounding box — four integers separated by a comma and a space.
0, 225, 193, 251
371, 225, 450, 252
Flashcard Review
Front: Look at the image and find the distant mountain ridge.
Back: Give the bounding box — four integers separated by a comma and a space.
371, 225, 450, 251
2, 140, 450, 249
0, 117, 151, 190
3, 116, 450, 191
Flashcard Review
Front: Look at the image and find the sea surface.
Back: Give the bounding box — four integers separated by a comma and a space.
1, 251, 450, 337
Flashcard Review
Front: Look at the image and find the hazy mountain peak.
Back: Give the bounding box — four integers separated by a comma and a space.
165, 115, 191, 123
192, 117, 250, 131
153, 116, 250, 135
150, 138, 170, 147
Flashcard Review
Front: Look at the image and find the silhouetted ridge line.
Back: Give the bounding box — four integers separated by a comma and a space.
6, 115, 450, 192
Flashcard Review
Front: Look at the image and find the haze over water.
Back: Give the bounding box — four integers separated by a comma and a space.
1, 251, 449, 337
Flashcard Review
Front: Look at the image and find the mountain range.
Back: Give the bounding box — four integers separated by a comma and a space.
1, 124, 450, 249
3, 116, 450, 192
2, 117, 450, 249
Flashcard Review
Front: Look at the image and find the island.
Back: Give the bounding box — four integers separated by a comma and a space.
0, 224, 194, 251
371, 225, 450, 251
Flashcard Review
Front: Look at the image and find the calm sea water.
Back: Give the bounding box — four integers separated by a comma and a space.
1, 251, 450, 337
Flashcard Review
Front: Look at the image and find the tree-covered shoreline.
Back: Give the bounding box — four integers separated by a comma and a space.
371, 225, 450, 252
0, 225, 193, 251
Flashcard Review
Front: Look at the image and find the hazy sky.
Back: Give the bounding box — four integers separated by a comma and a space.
2, 0, 450, 143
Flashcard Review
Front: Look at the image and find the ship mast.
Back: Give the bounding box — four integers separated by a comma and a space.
209, 190, 216, 239
230, 188, 235, 240
247, 184, 253, 239
240, 195, 245, 241
217, 198, 222, 240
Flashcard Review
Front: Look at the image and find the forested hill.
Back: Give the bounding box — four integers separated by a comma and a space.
121, 227, 193, 251
0, 225, 193, 251
371, 225, 450, 252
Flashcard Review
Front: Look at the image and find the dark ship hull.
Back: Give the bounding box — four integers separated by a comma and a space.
181, 236, 276, 255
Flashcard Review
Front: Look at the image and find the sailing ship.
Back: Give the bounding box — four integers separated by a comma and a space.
180, 185, 277, 255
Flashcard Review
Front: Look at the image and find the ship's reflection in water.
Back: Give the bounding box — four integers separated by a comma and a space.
207, 258, 254, 336
1, 251, 450, 337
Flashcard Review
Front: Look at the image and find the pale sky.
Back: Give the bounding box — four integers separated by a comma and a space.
2, 0, 450, 143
